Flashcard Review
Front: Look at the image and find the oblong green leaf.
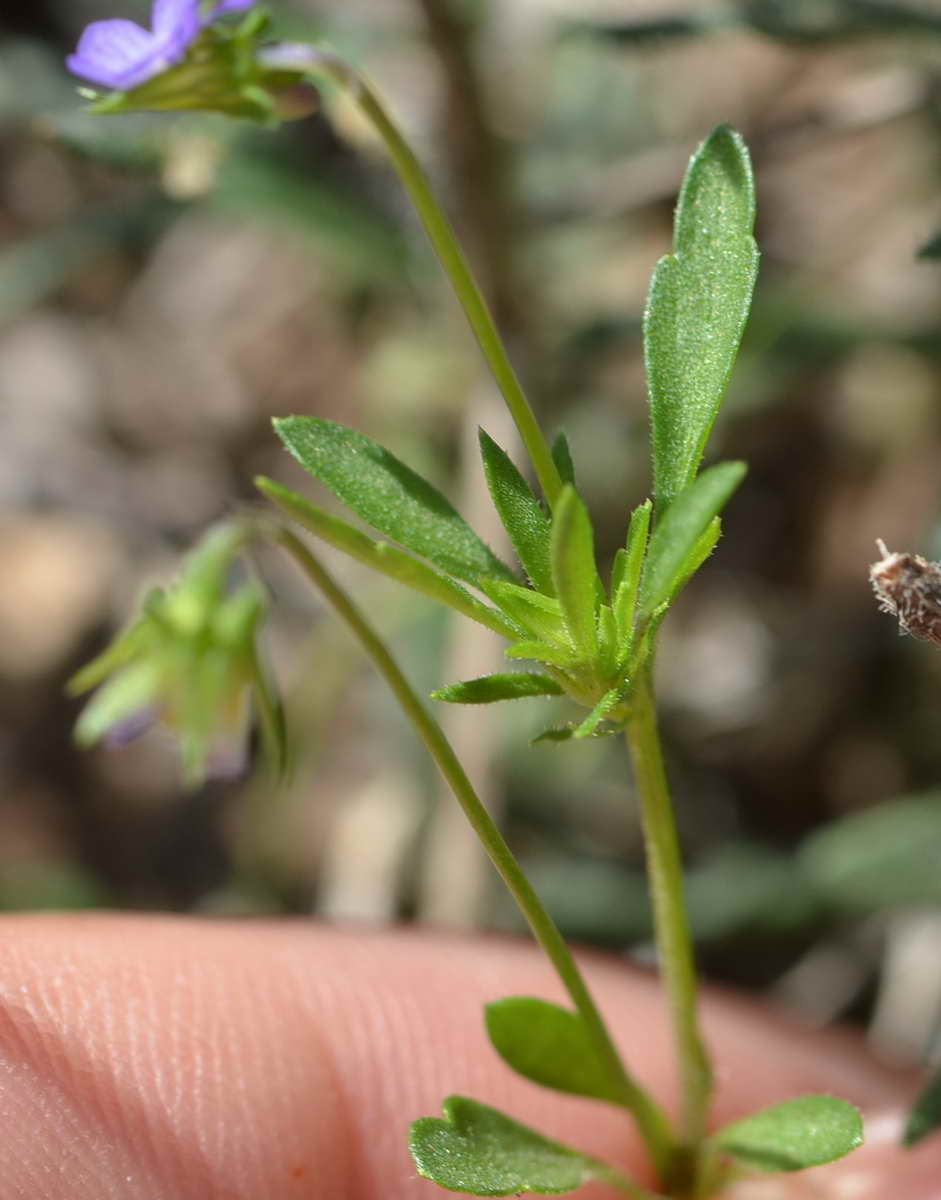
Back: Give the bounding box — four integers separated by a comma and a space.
904, 1067, 941, 1147
410, 1096, 614, 1196
638, 462, 746, 619
596, 604, 619, 678
257, 477, 517, 639
479, 430, 554, 595
486, 997, 634, 1107
273, 417, 516, 587
482, 580, 568, 644
505, 641, 580, 670
551, 486, 599, 661
613, 500, 652, 650
713, 1096, 863, 1173
432, 674, 563, 704
645, 125, 759, 510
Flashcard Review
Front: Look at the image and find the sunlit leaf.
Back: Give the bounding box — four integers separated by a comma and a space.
505, 641, 580, 670
713, 1096, 863, 1173
410, 1096, 623, 1196
645, 125, 758, 510
551, 486, 600, 662
273, 417, 516, 587
482, 580, 568, 644
638, 462, 745, 620
613, 500, 652, 653
479, 430, 554, 594
257, 477, 517, 638
432, 674, 563, 704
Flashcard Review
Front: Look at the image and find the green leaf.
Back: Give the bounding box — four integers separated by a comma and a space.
273, 417, 516, 587
479, 430, 554, 595
532, 726, 576, 744
551, 486, 600, 661
596, 605, 619, 678
713, 1096, 863, 1173
482, 580, 569, 644
485, 997, 633, 1108
800, 792, 941, 912
551, 432, 576, 486
533, 723, 621, 744
410, 1096, 616, 1196
669, 516, 721, 603
645, 125, 759, 510
638, 462, 746, 619
432, 674, 563, 704
505, 641, 580, 670
613, 500, 652, 649
574, 683, 629, 739
257, 477, 517, 639
904, 1067, 941, 1147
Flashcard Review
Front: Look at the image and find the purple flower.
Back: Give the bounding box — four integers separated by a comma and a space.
67, 0, 257, 92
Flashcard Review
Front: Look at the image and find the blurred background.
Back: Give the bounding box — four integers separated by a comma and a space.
1, 0, 940, 1067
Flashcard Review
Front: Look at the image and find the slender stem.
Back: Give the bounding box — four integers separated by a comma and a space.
625, 669, 712, 1167
273, 526, 674, 1177
351, 80, 563, 508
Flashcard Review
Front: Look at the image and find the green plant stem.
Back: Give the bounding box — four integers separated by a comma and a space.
273, 526, 674, 1178
351, 80, 562, 509
625, 668, 712, 1181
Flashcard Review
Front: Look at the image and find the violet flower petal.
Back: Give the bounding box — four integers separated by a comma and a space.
67, 19, 159, 90
151, 0, 201, 40
66, 9, 199, 90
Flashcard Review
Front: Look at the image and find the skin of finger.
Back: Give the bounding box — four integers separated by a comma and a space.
0, 915, 933, 1200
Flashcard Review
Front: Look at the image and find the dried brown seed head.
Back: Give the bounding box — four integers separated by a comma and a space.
870, 540, 941, 647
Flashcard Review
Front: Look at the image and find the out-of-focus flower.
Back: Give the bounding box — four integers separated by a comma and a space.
68, 524, 285, 787
66, 1, 320, 122
67, 0, 254, 92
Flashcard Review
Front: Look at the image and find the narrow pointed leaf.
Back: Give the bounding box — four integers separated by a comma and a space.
638, 462, 745, 619
479, 430, 554, 595
532, 726, 576, 744
551, 486, 599, 661
482, 580, 569, 644
713, 1096, 863, 1173
506, 641, 580, 669
596, 604, 619, 677
533, 723, 620, 744
273, 417, 516, 586
645, 125, 759, 510
667, 516, 721, 604
904, 1067, 941, 1146
574, 683, 629, 739
551, 431, 576, 486
432, 674, 563, 704
257, 477, 517, 638
410, 1096, 622, 1196
486, 997, 635, 1107
613, 500, 652, 645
